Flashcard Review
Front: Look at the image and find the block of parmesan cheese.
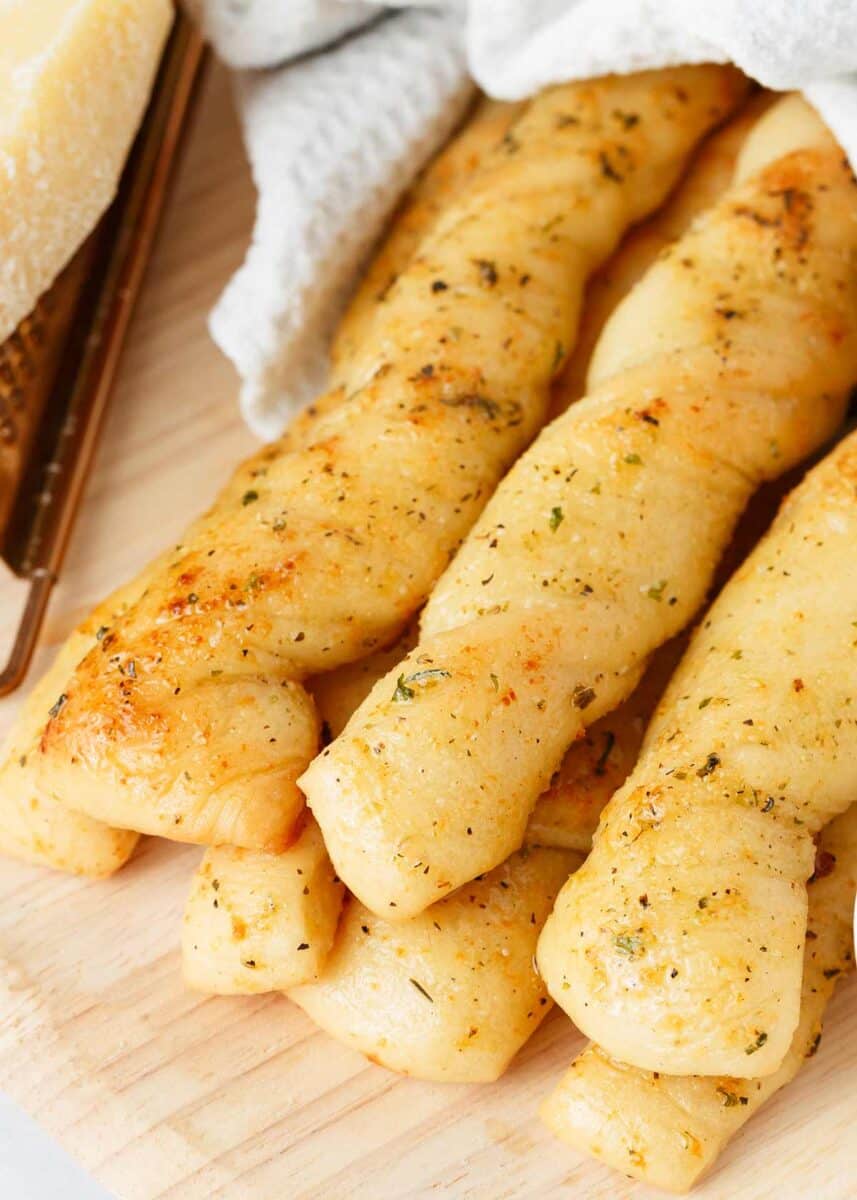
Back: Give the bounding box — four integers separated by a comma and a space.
0, 0, 173, 341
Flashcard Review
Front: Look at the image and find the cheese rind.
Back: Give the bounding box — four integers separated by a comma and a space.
0, 0, 173, 341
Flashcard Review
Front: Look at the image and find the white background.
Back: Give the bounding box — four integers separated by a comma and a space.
0, 1092, 110, 1199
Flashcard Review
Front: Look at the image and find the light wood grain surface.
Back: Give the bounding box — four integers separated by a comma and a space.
0, 63, 854, 1200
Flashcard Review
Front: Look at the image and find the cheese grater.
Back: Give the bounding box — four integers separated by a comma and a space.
0, 12, 206, 695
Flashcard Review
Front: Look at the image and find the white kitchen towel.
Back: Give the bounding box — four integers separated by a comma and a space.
201, 0, 857, 438
208, 8, 472, 438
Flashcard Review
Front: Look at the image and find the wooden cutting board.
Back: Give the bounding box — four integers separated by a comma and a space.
0, 65, 854, 1200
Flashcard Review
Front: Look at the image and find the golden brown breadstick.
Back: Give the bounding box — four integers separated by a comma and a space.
0, 391, 344, 875
538, 427, 857, 1077
303, 96, 857, 920
181, 99, 522, 942
289, 845, 580, 1082
316, 96, 764, 857
20, 68, 743, 857
0, 599, 141, 877
182, 815, 344, 994
540, 804, 857, 1193
0, 99, 531, 878
551, 91, 774, 414
330, 96, 522, 388
526, 637, 683, 852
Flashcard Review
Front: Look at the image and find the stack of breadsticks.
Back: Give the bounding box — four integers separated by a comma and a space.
3, 65, 857, 1193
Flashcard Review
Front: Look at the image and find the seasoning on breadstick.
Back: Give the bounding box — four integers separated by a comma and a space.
0, 95, 530, 877
552, 91, 773, 414
302, 96, 857, 920
181, 101, 520, 916
538, 426, 857, 1077
526, 638, 683, 853
325, 97, 761, 856
529, 458, 798, 857
540, 804, 857, 1193
310, 624, 419, 743
179, 90, 771, 1000
182, 815, 344, 994
185, 508, 776, 1004
289, 845, 580, 1083
0, 386, 354, 875
0, 605, 140, 877
19, 67, 744, 857
330, 97, 522, 390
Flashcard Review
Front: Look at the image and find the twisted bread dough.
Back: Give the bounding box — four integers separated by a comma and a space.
539, 426, 857, 1076
181, 92, 784, 997
303, 97, 857, 918
540, 804, 857, 1192
12, 67, 743, 856
182, 814, 344, 994
289, 845, 580, 1083
0, 93, 505, 876
329, 96, 522, 389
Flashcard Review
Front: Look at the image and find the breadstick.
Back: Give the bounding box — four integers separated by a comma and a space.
179, 79, 699, 976
20, 67, 744, 855
317, 96, 761, 855
289, 845, 580, 1083
303, 96, 857, 919
527, 637, 683, 852
330, 97, 522, 389
310, 623, 419, 743
180, 97, 520, 926
0, 95, 539, 876
182, 815, 344, 994
0, 390, 345, 875
180, 95, 519, 966
314, 628, 676, 856
178, 102, 519, 927
540, 804, 857, 1193
0, 598, 141, 877
552, 91, 774, 414
184, 499, 774, 996
538, 427, 857, 1076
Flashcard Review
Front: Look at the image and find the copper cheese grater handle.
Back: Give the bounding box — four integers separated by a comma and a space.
0, 13, 207, 695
